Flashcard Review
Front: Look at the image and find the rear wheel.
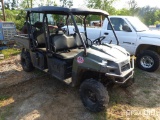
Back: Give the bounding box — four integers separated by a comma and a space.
136, 50, 160, 72
21, 50, 34, 72
80, 79, 109, 112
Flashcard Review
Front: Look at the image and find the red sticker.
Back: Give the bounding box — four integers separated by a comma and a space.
77, 56, 84, 64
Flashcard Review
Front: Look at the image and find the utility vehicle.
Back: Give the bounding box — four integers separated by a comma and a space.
14, 6, 134, 112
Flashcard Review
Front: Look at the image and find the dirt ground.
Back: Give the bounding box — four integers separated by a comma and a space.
0, 55, 160, 120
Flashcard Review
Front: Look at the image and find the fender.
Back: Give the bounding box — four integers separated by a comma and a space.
135, 36, 160, 55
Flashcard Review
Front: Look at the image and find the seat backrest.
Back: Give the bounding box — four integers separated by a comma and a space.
33, 22, 46, 47
51, 34, 76, 52
37, 33, 45, 47
74, 33, 86, 47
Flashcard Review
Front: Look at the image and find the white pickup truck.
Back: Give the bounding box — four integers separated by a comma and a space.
65, 16, 160, 72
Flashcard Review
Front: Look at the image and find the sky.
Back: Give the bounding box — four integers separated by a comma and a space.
71, 0, 160, 9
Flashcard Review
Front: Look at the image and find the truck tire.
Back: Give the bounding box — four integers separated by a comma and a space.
136, 50, 160, 72
21, 51, 34, 72
120, 78, 135, 88
80, 79, 109, 112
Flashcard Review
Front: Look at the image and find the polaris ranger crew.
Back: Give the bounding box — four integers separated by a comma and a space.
14, 6, 134, 112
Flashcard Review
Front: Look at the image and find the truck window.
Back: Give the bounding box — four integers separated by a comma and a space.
107, 18, 130, 31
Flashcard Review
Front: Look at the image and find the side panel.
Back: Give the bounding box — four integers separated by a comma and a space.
30, 51, 47, 70
47, 57, 72, 80
71, 52, 102, 86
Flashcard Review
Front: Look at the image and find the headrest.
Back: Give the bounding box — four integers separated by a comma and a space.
34, 22, 43, 29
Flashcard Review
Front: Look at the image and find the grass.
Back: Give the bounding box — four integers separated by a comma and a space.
0, 96, 12, 120
0, 48, 20, 60
94, 68, 160, 120
0, 106, 12, 120
0, 96, 10, 102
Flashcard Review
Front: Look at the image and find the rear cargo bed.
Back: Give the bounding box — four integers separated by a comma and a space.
14, 34, 30, 49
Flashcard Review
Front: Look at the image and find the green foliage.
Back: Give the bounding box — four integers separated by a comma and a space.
0, 96, 10, 101
86, 0, 160, 26
11, 0, 17, 10
0, 10, 26, 30
87, 0, 117, 15
60, 0, 73, 8
154, 10, 160, 21
0, 48, 21, 60
154, 21, 160, 25
116, 8, 130, 15
138, 6, 159, 25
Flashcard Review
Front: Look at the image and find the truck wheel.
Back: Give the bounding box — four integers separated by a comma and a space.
120, 78, 135, 88
136, 50, 160, 72
80, 79, 109, 112
21, 51, 34, 72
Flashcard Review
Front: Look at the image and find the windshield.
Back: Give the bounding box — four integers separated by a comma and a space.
126, 17, 149, 32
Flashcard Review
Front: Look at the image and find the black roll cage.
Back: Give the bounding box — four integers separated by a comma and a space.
26, 6, 119, 57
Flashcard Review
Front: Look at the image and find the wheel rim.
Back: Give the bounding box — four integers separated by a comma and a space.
140, 55, 154, 68
84, 89, 97, 104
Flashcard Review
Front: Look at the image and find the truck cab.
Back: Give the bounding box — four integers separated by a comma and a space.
86, 16, 160, 72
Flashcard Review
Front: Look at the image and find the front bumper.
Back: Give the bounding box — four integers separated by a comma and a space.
105, 56, 134, 84
105, 68, 134, 84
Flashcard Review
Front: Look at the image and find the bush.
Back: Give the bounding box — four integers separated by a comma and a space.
154, 21, 160, 25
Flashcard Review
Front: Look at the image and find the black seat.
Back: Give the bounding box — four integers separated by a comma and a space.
73, 33, 86, 47
51, 34, 84, 59
53, 49, 83, 59
51, 34, 77, 52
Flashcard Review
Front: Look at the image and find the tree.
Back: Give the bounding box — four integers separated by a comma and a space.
20, 0, 29, 8
37, 0, 57, 6
60, 0, 73, 8
11, 0, 17, 9
154, 10, 160, 22
20, 0, 33, 8
87, 0, 117, 15
116, 8, 130, 15
127, 0, 139, 16
4, 1, 10, 9
138, 6, 158, 25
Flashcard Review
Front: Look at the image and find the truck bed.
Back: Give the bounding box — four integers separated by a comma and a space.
14, 34, 30, 49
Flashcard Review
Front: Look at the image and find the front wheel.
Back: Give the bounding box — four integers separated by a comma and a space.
80, 79, 109, 112
136, 50, 160, 72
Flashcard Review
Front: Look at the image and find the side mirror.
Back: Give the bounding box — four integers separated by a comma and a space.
122, 25, 132, 32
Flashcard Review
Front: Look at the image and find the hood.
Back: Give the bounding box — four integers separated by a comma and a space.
88, 44, 130, 63
137, 30, 160, 39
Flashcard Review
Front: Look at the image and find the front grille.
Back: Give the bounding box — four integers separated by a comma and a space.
3, 28, 16, 41
121, 63, 130, 72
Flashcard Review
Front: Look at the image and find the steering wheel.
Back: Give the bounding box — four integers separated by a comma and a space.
87, 38, 93, 46
92, 36, 106, 45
